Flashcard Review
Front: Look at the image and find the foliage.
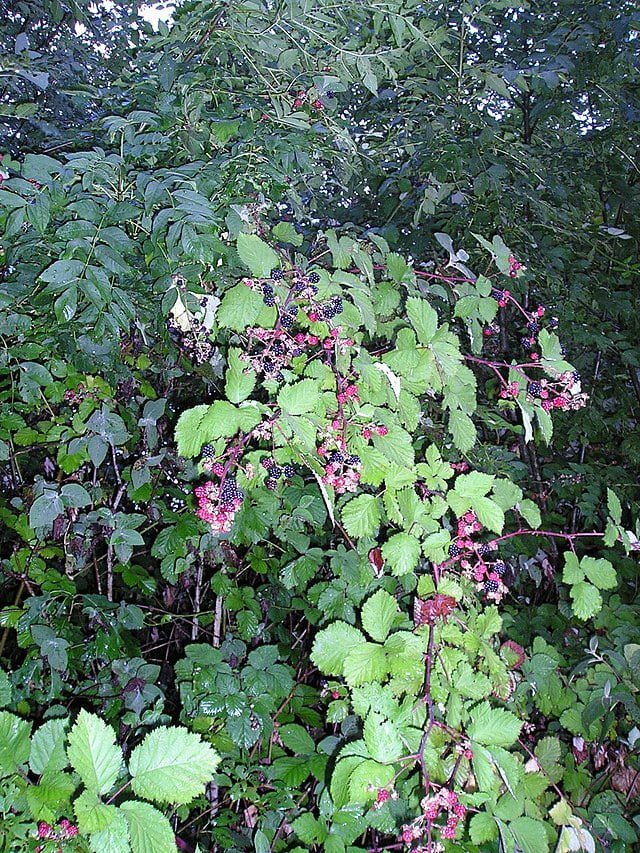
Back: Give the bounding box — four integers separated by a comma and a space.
0, 1, 639, 851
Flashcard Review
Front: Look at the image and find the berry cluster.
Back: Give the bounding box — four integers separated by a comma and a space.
36, 819, 78, 850
401, 789, 467, 847
491, 287, 511, 308
290, 87, 332, 111
63, 384, 95, 407
373, 786, 399, 809
261, 457, 296, 489
499, 380, 520, 400
361, 423, 388, 439
195, 475, 244, 535
527, 371, 587, 412
445, 511, 508, 602
507, 254, 524, 278
317, 419, 361, 494
413, 593, 457, 626
167, 316, 214, 364
241, 327, 305, 381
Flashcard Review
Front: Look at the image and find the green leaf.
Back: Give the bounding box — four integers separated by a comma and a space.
581, 557, 617, 590
26, 770, 76, 821
467, 702, 522, 747
348, 759, 394, 802
272, 222, 303, 247
469, 812, 498, 844
0, 669, 12, 709
508, 816, 550, 853
562, 552, 583, 584
30, 718, 68, 775
570, 582, 602, 620
406, 296, 438, 344
473, 497, 505, 534
311, 622, 366, 676
341, 494, 381, 538
448, 409, 477, 452
66, 710, 122, 795
75, 790, 120, 833
120, 800, 176, 853
129, 727, 219, 805
381, 532, 421, 576
363, 713, 403, 762
225, 348, 256, 404
174, 405, 209, 458
278, 724, 315, 755
518, 498, 542, 529
0, 711, 31, 776
278, 379, 320, 415
217, 283, 264, 330
88, 808, 130, 853
361, 590, 400, 642
607, 488, 622, 524
29, 490, 64, 529
343, 643, 387, 687
237, 233, 280, 277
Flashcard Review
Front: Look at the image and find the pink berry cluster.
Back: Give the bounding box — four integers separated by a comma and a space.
507, 254, 524, 278
36, 819, 78, 849
373, 786, 399, 809
499, 380, 520, 400
317, 419, 362, 494
63, 384, 95, 407
240, 326, 305, 382
445, 511, 508, 602
361, 423, 388, 440
194, 475, 244, 534
401, 789, 466, 847
527, 371, 587, 412
290, 86, 333, 111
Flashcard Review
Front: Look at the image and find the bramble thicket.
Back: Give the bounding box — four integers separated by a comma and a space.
0, 1, 639, 852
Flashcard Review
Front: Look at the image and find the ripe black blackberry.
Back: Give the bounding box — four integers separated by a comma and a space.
329, 451, 344, 463
266, 478, 278, 490
281, 314, 294, 329
346, 455, 360, 465
202, 444, 216, 460
283, 464, 296, 478
548, 317, 559, 329
478, 543, 490, 556
493, 562, 506, 577
272, 341, 285, 356
263, 357, 276, 373
287, 304, 298, 316
527, 321, 540, 334
484, 579, 500, 594
528, 381, 542, 397
271, 268, 284, 281
448, 543, 460, 558
308, 271, 320, 284
521, 337, 532, 350
309, 285, 319, 295
560, 344, 568, 356
572, 371, 580, 382
270, 466, 283, 479
221, 478, 244, 507
491, 289, 504, 301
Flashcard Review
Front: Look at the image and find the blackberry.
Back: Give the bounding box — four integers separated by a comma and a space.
283, 464, 296, 478
263, 357, 276, 373
270, 466, 283, 479
527, 321, 540, 334
293, 280, 305, 294
274, 371, 284, 382
287, 304, 298, 316
263, 284, 274, 296
263, 294, 276, 307
271, 268, 284, 281
491, 289, 504, 301
308, 271, 320, 284
448, 543, 460, 558
493, 562, 506, 577
528, 381, 542, 397
572, 371, 581, 383
547, 317, 559, 330
346, 454, 360, 465
281, 314, 294, 329
266, 478, 278, 490
478, 543, 490, 556
521, 337, 532, 350
202, 444, 216, 460
309, 285, 319, 295
221, 478, 244, 506
484, 579, 500, 594
329, 451, 344, 463
560, 344, 567, 356
272, 341, 285, 356
261, 458, 274, 469
327, 90, 336, 99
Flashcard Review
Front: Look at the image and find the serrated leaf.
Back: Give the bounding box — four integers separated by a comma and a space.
406, 296, 438, 344
237, 232, 280, 277
277, 379, 319, 415
518, 498, 542, 529
217, 283, 264, 330
581, 557, 617, 590
129, 727, 219, 805
381, 532, 421, 576
0, 669, 12, 708
66, 710, 122, 795
120, 800, 176, 853
467, 702, 522, 747
0, 711, 31, 775
448, 409, 477, 452
363, 713, 403, 762
607, 488, 622, 524
343, 643, 387, 687
330, 757, 365, 808
311, 622, 366, 676
88, 808, 130, 853
348, 759, 394, 802
570, 582, 602, 620
225, 348, 256, 403
469, 812, 498, 844
75, 790, 119, 833
361, 590, 400, 642
473, 497, 505, 534
278, 724, 315, 755
341, 494, 381, 538
30, 718, 68, 775
508, 816, 550, 853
